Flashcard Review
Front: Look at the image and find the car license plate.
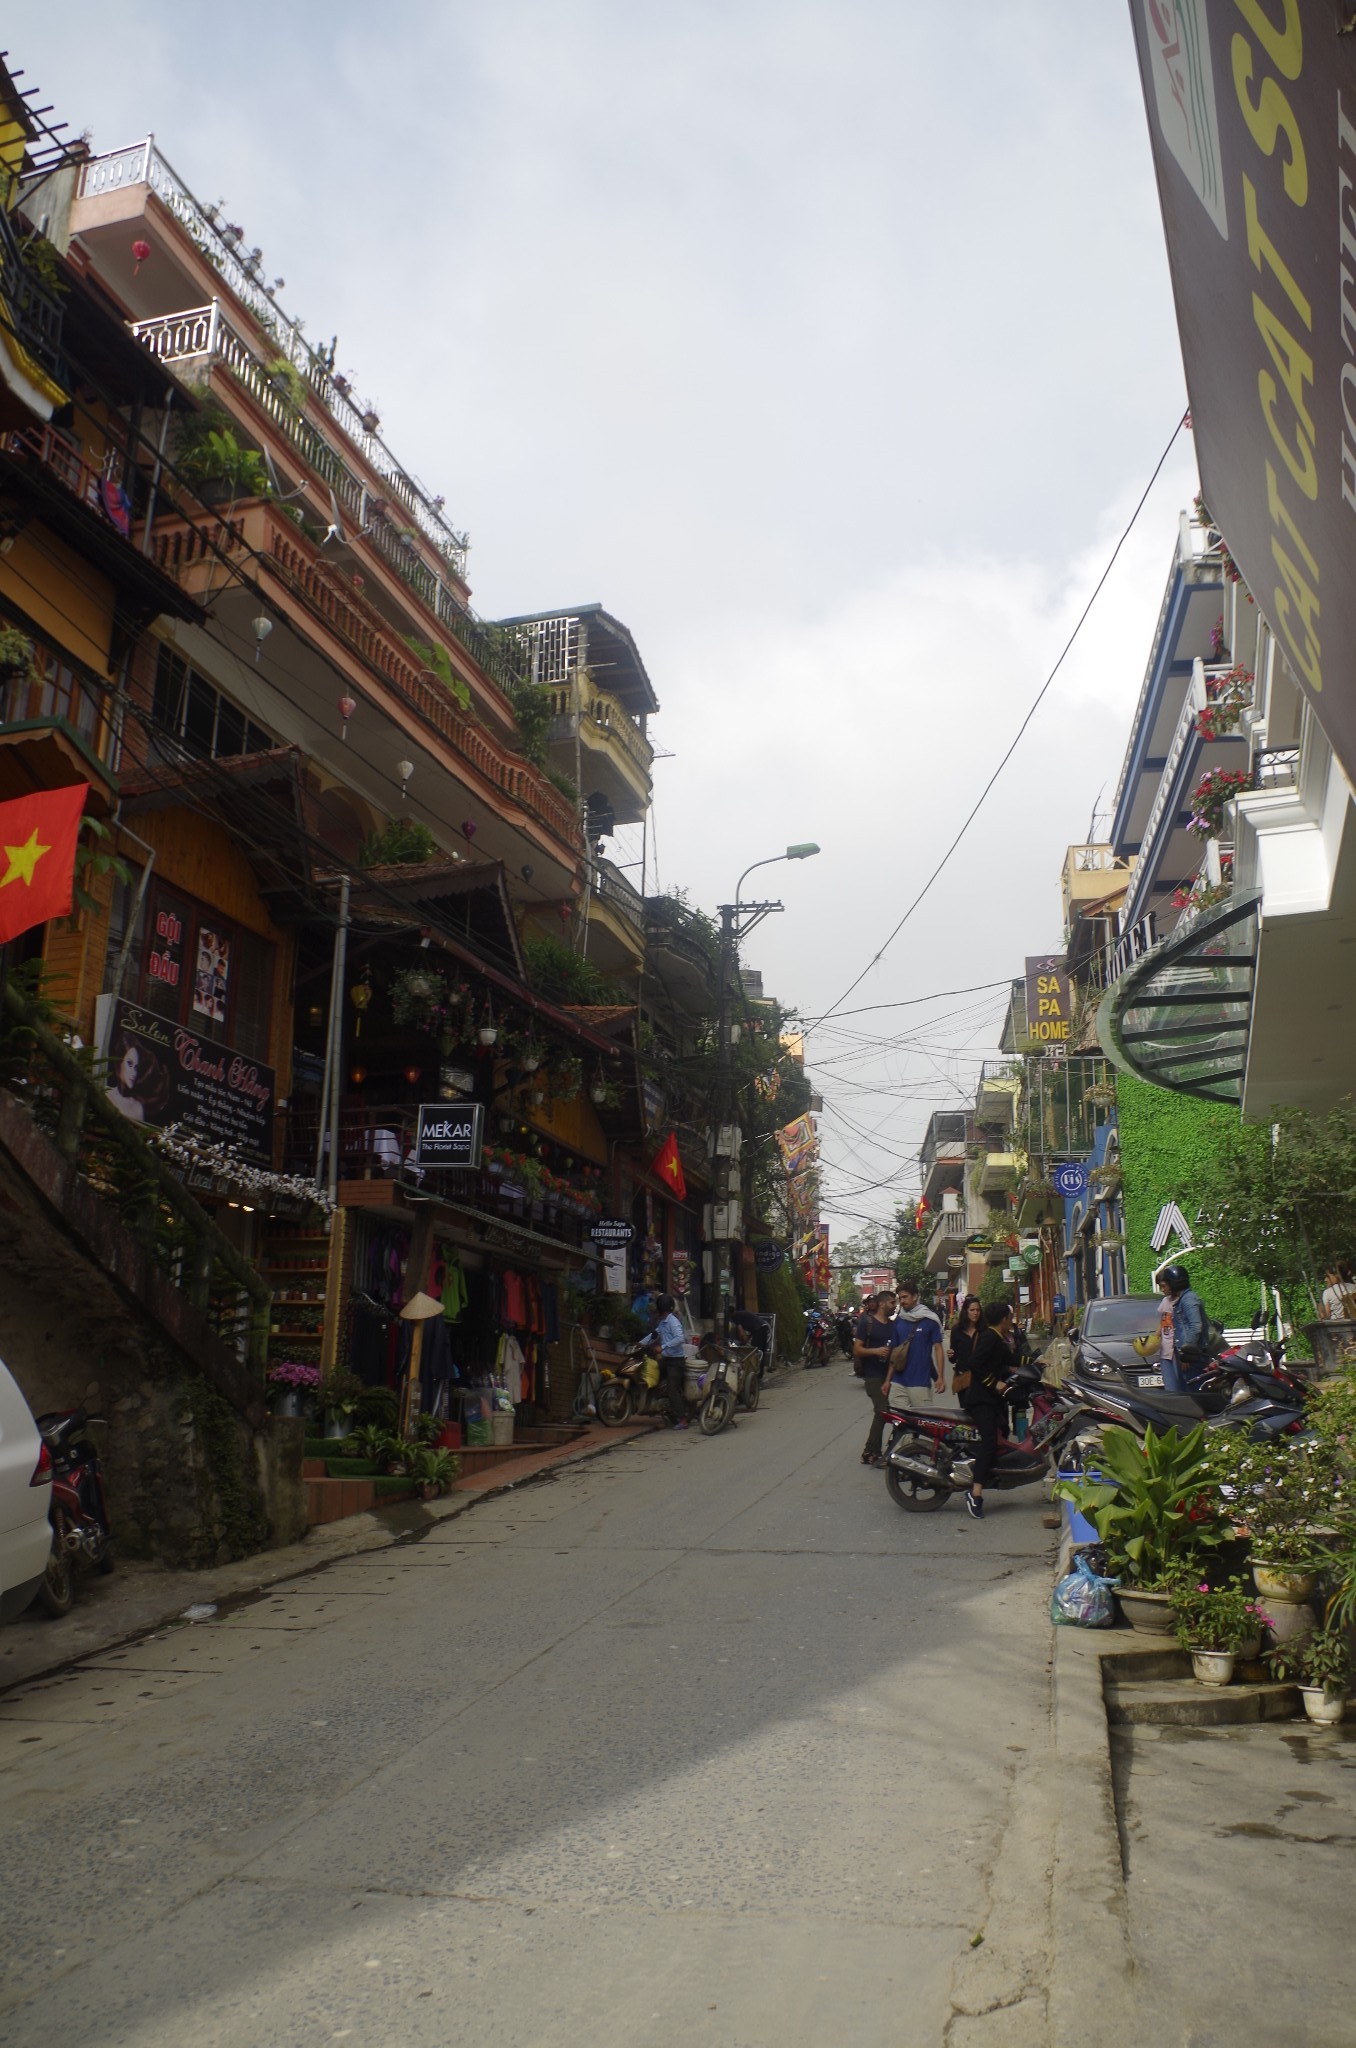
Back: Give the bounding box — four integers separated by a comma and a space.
1135, 1372, 1164, 1388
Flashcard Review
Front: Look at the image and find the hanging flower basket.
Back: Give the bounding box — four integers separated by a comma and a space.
1196, 665, 1253, 741
1186, 768, 1250, 842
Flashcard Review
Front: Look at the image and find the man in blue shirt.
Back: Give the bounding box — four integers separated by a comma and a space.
651, 1292, 690, 1429
884, 1282, 945, 1405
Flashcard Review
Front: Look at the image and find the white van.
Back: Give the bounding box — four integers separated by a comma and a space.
0, 1361, 53, 1623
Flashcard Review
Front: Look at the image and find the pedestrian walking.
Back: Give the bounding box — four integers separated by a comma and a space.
959, 1302, 1015, 1521
885, 1282, 944, 1405
853, 1288, 896, 1467
652, 1293, 690, 1429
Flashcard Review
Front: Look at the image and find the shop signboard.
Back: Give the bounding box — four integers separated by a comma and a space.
590, 1217, 635, 1247
1024, 956, 1072, 1046
103, 999, 274, 1161
1128, 4, 1356, 788
1053, 1161, 1088, 1199
414, 1102, 484, 1169
753, 1240, 786, 1271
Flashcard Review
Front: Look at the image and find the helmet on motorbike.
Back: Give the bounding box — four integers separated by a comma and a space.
1158, 1263, 1191, 1295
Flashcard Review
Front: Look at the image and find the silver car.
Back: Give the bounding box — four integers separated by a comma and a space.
0, 1360, 54, 1623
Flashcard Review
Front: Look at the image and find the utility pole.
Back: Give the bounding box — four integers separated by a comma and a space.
711, 896, 782, 1319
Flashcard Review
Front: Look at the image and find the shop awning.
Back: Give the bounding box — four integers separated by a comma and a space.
1097, 894, 1258, 1103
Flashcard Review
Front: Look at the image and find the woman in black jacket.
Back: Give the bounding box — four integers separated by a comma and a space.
959, 1301, 1014, 1522
948, 1296, 984, 1384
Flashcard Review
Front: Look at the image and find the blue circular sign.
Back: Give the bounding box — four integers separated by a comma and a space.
1053, 1162, 1088, 1198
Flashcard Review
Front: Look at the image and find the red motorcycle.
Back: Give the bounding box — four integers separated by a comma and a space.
881, 1365, 1089, 1514
35, 1409, 112, 1615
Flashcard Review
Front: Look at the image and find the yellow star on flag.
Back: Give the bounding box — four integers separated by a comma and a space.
0, 830, 51, 889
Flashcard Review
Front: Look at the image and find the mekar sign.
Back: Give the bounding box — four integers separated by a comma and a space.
414, 1102, 485, 1169
1129, 2, 1356, 788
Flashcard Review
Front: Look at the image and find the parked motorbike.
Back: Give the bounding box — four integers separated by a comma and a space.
700, 1334, 761, 1412
596, 1339, 737, 1435
834, 1310, 856, 1360
802, 1310, 834, 1369
1067, 1351, 1305, 1444
880, 1364, 1092, 1513
34, 1408, 112, 1617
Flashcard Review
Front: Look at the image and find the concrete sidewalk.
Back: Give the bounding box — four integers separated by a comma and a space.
0, 1418, 650, 1696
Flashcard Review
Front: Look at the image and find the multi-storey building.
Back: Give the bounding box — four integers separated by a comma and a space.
1094, 507, 1356, 1115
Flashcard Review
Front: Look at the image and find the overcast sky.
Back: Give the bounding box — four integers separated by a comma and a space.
18, 2, 1198, 1240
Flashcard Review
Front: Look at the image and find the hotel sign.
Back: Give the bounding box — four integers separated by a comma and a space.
1129, 2, 1356, 788
1024, 956, 1072, 1045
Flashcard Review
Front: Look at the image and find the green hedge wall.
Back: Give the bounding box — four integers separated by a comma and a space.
1115, 1072, 1263, 1328
757, 1262, 806, 1359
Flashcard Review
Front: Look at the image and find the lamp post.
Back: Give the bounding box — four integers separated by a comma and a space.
712, 843, 820, 1318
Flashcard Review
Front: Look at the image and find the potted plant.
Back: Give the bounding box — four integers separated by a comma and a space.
0, 626, 39, 688
1204, 1430, 1332, 1618
1054, 1423, 1227, 1632
408, 1444, 459, 1499
1268, 1627, 1351, 1723
1168, 1576, 1271, 1686
319, 1366, 364, 1440
266, 1359, 321, 1418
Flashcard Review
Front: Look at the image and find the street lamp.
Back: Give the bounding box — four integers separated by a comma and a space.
734, 842, 821, 908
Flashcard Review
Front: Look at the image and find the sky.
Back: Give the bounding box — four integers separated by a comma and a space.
13, 1, 1200, 1240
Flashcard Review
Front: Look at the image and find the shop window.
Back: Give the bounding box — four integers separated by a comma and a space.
152, 645, 272, 762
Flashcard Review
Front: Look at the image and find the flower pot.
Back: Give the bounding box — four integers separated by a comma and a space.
1237, 1633, 1262, 1662
1300, 1685, 1347, 1726
273, 1391, 308, 1419
1253, 1561, 1317, 1604
1190, 1649, 1236, 1687
1115, 1588, 1176, 1635
1265, 1599, 1316, 1647
478, 1027, 498, 1047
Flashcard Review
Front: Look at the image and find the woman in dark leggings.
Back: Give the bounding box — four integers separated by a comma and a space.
959, 1302, 1014, 1522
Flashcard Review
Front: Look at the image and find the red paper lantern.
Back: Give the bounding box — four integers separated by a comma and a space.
461, 819, 477, 842
349, 1064, 367, 1087
338, 693, 356, 739
403, 1064, 421, 1085
132, 238, 151, 274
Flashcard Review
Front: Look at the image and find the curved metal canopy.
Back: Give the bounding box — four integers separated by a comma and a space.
1096, 894, 1258, 1103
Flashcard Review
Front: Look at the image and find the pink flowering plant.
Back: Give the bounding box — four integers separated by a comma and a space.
267, 1361, 322, 1394
1196, 666, 1253, 742
1169, 1574, 1269, 1654
1187, 767, 1250, 842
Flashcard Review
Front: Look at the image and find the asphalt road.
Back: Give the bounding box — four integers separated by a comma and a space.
0, 1367, 1058, 2048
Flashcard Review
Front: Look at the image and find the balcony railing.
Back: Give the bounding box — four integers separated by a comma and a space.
1119, 665, 1209, 928
78, 141, 466, 570
3, 423, 110, 516
0, 201, 66, 384
145, 500, 582, 855
1253, 746, 1300, 791
550, 680, 654, 780
594, 856, 645, 930
129, 302, 533, 696
283, 1101, 601, 1248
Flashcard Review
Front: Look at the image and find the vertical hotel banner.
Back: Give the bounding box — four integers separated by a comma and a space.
1128, 4, 1356, 785
1024, 956, 1072, 1046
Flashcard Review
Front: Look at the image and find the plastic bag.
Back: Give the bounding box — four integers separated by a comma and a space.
1050, 1554, 1119, 1628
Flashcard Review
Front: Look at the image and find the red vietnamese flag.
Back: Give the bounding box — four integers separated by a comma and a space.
0, 783, 89, 944
649, 1130, 687, 1202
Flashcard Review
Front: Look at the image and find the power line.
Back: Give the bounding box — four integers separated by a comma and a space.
804, 412, 1188, 1031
